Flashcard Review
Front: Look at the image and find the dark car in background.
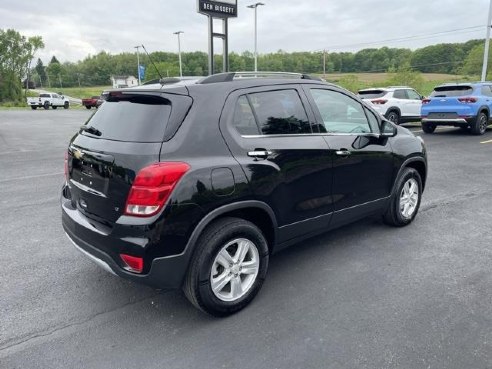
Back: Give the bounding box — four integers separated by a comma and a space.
62, 72, 427, 316
421, 82, 492, 135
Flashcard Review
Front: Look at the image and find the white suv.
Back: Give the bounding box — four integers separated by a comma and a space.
358, 86, 423, 125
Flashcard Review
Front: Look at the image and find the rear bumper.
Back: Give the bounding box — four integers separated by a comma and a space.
61, 193, 195, 289
421, 117, 473, 126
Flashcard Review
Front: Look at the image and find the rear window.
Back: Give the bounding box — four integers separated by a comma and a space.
82, 95, 171, 142
431, 86, 474, 97
39, 93, 50, 98
358, 90, 387, 99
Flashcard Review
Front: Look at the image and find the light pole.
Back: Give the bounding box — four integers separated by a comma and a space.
482, 0, 492, 81
134, 45, 141, 85
174, 31, 184, 77
247, 2, 265, 72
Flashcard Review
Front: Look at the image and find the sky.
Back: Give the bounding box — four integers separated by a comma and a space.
1, 0, 491, 63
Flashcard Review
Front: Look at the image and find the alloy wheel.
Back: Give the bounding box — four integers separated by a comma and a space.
210, 238, 260, 302
399, 178, 419, 219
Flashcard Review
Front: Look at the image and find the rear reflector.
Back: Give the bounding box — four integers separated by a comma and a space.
422, 99, 431, 105
124, 162, 190, 217
120, 254, 144, 273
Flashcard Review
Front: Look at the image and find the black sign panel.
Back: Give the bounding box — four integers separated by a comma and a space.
197, 0, 238, 18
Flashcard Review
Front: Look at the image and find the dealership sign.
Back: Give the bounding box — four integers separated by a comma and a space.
197, 0, 238, 18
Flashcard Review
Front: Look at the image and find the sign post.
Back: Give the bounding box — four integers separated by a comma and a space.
197, 0, 238, 75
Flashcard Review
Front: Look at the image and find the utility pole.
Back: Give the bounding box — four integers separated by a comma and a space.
482, 0, 492, 81
134, 45, 142, 85
247, 2, 265, 72
323, 50, 326, 78
174, 31, 184, 77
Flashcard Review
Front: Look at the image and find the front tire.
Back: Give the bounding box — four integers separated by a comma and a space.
85, 105, 91, 110
52, 106, 57, 110
471, 112, 488, 135
64, 102, 69, 109
383, 167, 422, 227
31, 106, 37, 110
183, 217, 269, 317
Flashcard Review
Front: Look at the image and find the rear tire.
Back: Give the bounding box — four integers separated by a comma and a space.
85, 105, 91, 110
422, 123, 436, 133
31, 106, 37, 110
183, 217, 269, 317
386, 110, 400, 125
471, 111, 488, 135
383, 167, 422, 227
43, 101, 49, 110
52, 106, 57, 110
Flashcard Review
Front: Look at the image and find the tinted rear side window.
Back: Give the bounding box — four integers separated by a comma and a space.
233, 96, 260, 135
431, 86, 473, 97
83, 96, 171, 142
39, 93, 50, 98
358, 90, 387, 99
248, 89, 311, 135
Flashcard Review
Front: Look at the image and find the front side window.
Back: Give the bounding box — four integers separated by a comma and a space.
310, 89, 372, 134
406, 89, 421, 100
248, 90, 311, 135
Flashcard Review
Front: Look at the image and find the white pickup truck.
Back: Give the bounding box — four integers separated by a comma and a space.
27, 93, 70, 110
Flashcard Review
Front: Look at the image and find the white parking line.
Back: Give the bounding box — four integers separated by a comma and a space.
0, 172, 64, 183
480, 139, 492, 144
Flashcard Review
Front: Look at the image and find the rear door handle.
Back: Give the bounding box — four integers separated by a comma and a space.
248, 149, 272, 159
335, 149, 351, 157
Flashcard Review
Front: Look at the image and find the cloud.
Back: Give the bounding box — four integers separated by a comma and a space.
0, 0, 489, 63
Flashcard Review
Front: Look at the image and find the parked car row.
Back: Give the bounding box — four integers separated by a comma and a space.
358, 82, 492, 135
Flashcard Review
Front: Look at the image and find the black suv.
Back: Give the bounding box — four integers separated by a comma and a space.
62, 72, 427, 316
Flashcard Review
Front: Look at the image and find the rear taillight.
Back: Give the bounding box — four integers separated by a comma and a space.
458, 97, 478, 103
371, 99, 387, 105
64, 151, 69, 182
422, 99, 431, 105
120, 254, 143, 273
124, 162, 190, 217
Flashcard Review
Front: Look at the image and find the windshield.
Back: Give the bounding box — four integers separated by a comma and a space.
431, 86, 473, 97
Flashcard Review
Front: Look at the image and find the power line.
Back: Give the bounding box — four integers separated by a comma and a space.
315, 25, 484, 52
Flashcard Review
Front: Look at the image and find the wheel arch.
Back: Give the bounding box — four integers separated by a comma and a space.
385, 107, 401, 117
393, 157, 427, 193
478, 106, 489, 118
186, 201, 278, 256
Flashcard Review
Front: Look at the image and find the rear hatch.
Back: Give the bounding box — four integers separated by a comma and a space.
67, 90, 192, 224
423, 85, 475, 116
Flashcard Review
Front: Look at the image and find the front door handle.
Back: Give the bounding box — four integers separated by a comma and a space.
335, 149, 351, 157
248, 149, 272, 159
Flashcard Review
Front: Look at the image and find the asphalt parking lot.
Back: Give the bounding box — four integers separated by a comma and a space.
0, 109, 491, 369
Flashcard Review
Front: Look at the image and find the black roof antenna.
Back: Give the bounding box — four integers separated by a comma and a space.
141, 44, 163, 80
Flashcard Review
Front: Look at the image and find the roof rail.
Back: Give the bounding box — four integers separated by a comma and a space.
199, 71, 323, 84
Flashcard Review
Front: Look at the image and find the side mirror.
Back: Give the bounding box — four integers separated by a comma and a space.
380, 119, 397, 137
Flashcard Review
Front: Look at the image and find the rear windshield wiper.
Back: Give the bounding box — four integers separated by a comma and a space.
80, 125, 102, 136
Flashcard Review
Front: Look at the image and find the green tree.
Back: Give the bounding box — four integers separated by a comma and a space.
386, 64, 425, 92
0, 29, 44, 102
